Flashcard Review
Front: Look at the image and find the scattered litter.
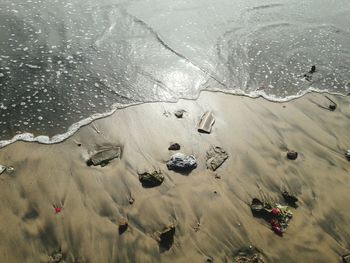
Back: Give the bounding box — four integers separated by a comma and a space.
138, 171, 164, 187
174, 110, 185, 118
345, 150, 350, 161
282, 191, 298, 207
118, 218, 128, 234
233, 246, 265, 263
0, 165, 15, 175
286, 150, 298, 160
206, 146, 228, 171
168, 143, 180, 151
155, 224, 176, 249
198, 111, 215, 133
167, 153, 197, 172
87, 146, 122, 167
250, 198, 293, 236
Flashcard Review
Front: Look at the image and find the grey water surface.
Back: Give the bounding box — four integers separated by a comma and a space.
0, 0, 349, 141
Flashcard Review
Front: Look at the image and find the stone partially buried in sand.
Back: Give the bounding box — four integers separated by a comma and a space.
233, 246, 265, 263
286, 150, 298, 160
87, 146, 122, 167
206, 146, 228, 171
167, 153, 197, 172
168, 143, 181, 151
198, 111, 215, 133
139, 171, 164, 187
155, 224, 176, 250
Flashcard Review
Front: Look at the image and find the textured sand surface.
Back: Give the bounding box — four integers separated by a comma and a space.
1, 91, 350, 262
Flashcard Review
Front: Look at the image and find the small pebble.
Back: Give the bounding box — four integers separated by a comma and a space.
287, 150, 298, 160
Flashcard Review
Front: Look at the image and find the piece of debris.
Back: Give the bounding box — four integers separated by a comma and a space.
193, 222, 201, 232
198, 111, 215, 133
282, 191, 298, 206
0, 165, 6, 175
345, 150, 350, 161
303, 65, 317, 82
342, 254, 350, 263
0, 165, 15, 175
5, 166, 14, 175
138, 171, 164, 187
155, 224, 176, 249
128, 196, 135, 205
118, 218, 128, 234
87, 146, 122, 167
54, 205, 63, 214
325, 95, 337, 111
167, 153, 197, 172
286, 150, 298, 160
48, 250, 63, 263
174, 110, 185, 118
163, 110, 171, 117
168, 143, 180, 151
250, 198, 293, 236
309, 65, 316, 74
206, 146, 228, 171
214, 173, 221, 179
206, 256, 213, 262
233, 246, 265, 263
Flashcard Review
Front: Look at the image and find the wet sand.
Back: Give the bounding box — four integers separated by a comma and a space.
0, 91, 350, 262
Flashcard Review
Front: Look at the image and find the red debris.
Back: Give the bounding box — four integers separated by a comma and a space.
271, 208, 281, 216
54, 206, 62, 214
270, 219, 283, 236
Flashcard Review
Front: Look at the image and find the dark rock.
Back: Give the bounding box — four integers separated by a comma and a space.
343, 254, 350, 263
329, 104, 336, 111
168, 143, 181, 151
128, 196, 135, 205
87, 147, 122, 167
198, 111, 215, 133
167, 153, 197, 172
286, 150, 298, 160
250, 198, 273, 219
156, 224, 176, 250
139, 171, 164, 187
309, 65, 316, 74
206, 256, 213, 262
282, 191, 298, 206
206, 146, 228, 171
118, 219, 128, 234
174, 110, 185, 118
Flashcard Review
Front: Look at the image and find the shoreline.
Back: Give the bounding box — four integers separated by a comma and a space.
0, 89, 347, 149
1, 91, 350, 262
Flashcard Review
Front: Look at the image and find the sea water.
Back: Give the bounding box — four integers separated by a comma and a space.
0, 0, 349, 147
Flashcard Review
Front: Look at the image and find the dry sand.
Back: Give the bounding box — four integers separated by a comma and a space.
0, 91, 350, 263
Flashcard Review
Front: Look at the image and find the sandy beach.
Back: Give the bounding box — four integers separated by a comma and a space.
1, 91, 350, 262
